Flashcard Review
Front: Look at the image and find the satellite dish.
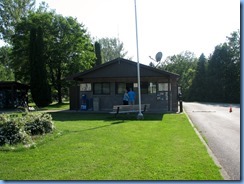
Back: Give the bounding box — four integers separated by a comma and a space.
155, 52, 163, 62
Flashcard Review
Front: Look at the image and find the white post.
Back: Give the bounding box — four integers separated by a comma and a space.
134, 0, 143, 119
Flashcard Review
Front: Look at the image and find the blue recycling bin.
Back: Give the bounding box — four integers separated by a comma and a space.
81, 95, 87, 111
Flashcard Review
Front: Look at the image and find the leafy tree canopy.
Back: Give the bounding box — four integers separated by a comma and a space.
0, 46, 14, 81
97, 37, 130, 63
0, 0, 35, 43
163, 51, 198, 100
12, 10, 95, 103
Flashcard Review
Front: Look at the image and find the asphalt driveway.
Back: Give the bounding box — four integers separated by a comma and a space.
183, 102, 240, 180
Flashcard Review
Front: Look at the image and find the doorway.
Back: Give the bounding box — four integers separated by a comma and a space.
126, 83, 133, 92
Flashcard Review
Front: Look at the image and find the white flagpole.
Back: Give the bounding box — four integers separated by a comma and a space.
134, 0, 143, 119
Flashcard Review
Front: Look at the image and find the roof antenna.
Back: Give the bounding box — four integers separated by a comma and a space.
149, 52, 163, 67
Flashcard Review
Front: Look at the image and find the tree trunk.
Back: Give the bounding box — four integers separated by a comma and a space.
57, 66, 62, 104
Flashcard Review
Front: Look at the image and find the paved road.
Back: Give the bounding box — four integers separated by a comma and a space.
183, 102, 240, 180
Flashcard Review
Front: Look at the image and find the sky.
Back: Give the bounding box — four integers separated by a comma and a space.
33, 0, 240, 65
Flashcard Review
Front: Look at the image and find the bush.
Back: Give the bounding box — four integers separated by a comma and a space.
24, 113, 55, 135
0, 114, 30, 146
0, 112, 55, 147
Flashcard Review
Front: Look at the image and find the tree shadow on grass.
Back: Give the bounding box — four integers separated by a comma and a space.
50, 111, 165, 122
78, 120, 128, 132
59, 120, 128, 133
50, 112, 167, 133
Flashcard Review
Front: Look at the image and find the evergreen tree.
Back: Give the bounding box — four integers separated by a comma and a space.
30, 27, 51, 107
207, 44, 231, 102
189, 54, 207, 101
226, 30, 240, 103
94, 41, 102, 66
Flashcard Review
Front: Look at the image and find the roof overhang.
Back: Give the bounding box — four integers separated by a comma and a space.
67, 58, 180, 81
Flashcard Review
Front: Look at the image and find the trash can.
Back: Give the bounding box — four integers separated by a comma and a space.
81, 94, 87, 111
93, 97, 99, 111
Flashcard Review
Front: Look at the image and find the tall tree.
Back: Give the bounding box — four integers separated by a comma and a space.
226, 30, 240, 103
206, 31, 239, 103
98, 37, 129, 63
47, 14, 95, 103
163, 51, 197, 100
12, 11, 95, 103
0, 0, 35, 43
188, 53, 207, 101
94, 41, 102, 66
0, 46, 14, 81
226, 30, 240, 64
207, 43, 232, 102
29, 27, 51, 107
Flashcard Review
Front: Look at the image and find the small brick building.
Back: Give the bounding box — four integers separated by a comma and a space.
68, 58, 180, 113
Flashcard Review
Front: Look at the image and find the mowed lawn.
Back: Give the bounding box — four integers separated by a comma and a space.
0, 112, 223, 180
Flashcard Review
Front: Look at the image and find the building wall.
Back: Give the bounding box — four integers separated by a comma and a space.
71, 79, 179, 113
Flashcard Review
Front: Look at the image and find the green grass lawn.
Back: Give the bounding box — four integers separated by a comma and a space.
0, 112, 223, 180
36, 101, 70, 111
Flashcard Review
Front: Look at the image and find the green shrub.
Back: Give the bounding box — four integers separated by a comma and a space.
24, 113, 55, 136
0, 114, 30, 146
0, 112, 55, 147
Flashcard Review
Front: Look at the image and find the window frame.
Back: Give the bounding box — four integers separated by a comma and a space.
115, 83, 126, 94
93, 82, 110, 95
148, 82, 157, 94
158, 83, 171, 92
80, 83, 92, 92
140, 82, 149, 94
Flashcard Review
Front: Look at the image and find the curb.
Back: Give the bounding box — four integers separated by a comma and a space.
183, 111, 231, 180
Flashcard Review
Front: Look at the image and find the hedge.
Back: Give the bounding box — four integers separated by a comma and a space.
0, 112, 55, 147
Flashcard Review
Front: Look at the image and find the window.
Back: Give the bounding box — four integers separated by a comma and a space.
116, 83, 134, 94
116, 83, 126, 94
158, 83, 171, 91
141, 82, 149, 94
103, 83, 110, 94
148, 82, 156, 94
133, 82, 149, 94
94, 83, 102, 94
93, 83, 110, 94
80, 83, 91, 91
157, 83, 170, 101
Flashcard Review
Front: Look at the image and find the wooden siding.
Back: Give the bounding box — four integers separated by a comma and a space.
68, 58, 180, 113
